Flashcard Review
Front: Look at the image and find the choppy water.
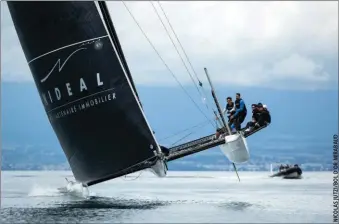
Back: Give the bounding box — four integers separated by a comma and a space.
0, 171, 333, 223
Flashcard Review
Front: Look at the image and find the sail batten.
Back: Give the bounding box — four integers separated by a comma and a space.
7, 1, 162, 185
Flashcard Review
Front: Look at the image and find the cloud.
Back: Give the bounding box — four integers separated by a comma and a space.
270, 53, 330, 81
1, 3, 33, 82
1, 1, 338, 90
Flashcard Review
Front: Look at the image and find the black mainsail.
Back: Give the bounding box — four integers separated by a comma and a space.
7, 1, 270, 186
7, 1, 165, 186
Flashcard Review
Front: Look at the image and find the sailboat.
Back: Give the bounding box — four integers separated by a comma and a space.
7, 1, 269, 187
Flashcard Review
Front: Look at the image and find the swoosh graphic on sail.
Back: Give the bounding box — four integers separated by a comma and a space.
40, 47, 87, 83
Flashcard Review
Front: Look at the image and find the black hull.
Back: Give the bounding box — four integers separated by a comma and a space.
7, 1, 164, 186
271, 167, 303, 179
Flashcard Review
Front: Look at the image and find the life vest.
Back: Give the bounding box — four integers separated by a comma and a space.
235, 98, 247, 114
225, 102, 234, 113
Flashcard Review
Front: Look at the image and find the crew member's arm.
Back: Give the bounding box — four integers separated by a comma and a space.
233, 100, 245, 117
230, 104, 236, 113
222, 106, 226, 116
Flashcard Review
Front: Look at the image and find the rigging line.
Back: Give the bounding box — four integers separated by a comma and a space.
159, 119, 210, 141
109, 154, 158, 183
150, 2, 212, 114
157, 1, 201, 84
170, 132, 193, 147
124, 170, 144, 181
122, 1, 215, 129
169, 116, 210, 146
169, 120, 211, 146
150, 2, 204, 101
156, 1, 215, 111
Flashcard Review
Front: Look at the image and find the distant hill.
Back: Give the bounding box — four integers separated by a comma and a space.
1, 82, 338, 171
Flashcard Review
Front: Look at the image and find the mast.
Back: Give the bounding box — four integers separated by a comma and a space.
203, 68, 240, 181
7, 1, 165, 186
204, 68, 232, 135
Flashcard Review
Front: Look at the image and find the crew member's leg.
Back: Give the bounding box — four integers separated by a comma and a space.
233, 113, 245, 131
228, 118, 234, 130
215, 127, 226, 139
239, 112, 246, 124
238, 112, 247, 130
234, 117, 241, 131
230, 121, 236, 132
244, 119, 257, 133
245, 121, 254, 129
228, 111, 235, 127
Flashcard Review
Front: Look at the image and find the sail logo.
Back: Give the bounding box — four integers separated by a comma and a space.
35, 36, 118, 120
40, 47, 87, 83
40, 39, 105, 107
40, 38, 104, 83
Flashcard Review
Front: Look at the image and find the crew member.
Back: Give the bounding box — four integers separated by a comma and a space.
214, 97, 235, 137
279, 164, 284, 172
244, 104, 260, 133
230, 93, 247, 131
222, 96, 235, 122
255, 103, 271, 128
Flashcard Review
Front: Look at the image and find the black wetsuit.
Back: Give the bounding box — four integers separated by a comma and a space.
257, 109, 271, 126
225, 102, 235, 122
245, 108, 261, 129
216, 102, 235, 134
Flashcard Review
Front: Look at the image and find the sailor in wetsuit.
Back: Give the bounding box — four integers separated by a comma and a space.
244, 104, 261, 133
214, 97, 235, 138
222, 96, 235, 123
230, 93, 247, 131
255, 103, 271, 128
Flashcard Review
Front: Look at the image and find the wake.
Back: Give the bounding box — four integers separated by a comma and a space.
28, 178, 92, 199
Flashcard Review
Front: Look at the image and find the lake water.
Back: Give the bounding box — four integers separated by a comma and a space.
0, 171, 334, 223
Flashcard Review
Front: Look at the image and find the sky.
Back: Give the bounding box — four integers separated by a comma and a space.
1, 1, 338, 154
1, 1, 338, 90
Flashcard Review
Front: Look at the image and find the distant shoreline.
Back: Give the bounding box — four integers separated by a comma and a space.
1, 169, 332, 172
